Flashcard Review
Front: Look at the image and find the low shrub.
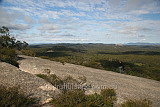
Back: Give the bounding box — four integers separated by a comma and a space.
21, 49, 36, 57
52, 90, 86, 107
0, 48, 19, 67
98, 60, 144, 76
63, 75, 79, 84
51, 89, 116, 107
119, 99, 152, 107
101, 89, 117, 107
36, 74, 64, 86
0, 86, 38, 107
85, 93, 104, 107
36, 74, 80, 92
37, 74, 152, 107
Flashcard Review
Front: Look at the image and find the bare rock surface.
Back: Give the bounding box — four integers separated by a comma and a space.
18, 55, 160, 107
0, 61, 60, 106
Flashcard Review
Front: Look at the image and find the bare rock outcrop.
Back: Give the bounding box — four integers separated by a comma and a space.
0, 62, 60, 106
18, 55, 160, 107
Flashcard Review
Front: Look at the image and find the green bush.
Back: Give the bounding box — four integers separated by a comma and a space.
36, 74, 83, 92
0, 48, 19, 67
37, 74, 117, 106
51, 89, 117, 107
52, 90, 86, 107
101, 89, 116, 107
36, 74, 64, 86
119, 99, 152, 107
21, 49, 36, 57
63, 75, 79, 84
0, 86, 38, 107
85, 93, 104, 107
37, 74, 152, 107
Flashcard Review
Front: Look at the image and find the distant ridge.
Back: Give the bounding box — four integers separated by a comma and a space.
125, 42, 160, 46
29, 42, 160, 46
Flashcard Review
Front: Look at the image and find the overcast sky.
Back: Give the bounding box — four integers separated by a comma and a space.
0, 0, 160, 44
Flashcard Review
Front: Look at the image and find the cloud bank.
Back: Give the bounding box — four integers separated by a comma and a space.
0, 0, 160, 43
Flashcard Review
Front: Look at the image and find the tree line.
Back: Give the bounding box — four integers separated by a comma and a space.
0, 26, 28, 67
0, 26, 28, 50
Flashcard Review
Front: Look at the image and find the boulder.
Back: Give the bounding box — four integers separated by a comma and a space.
0, 62, 60, 106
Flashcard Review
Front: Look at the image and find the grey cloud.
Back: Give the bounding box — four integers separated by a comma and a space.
60, 10, 85, 17
43, 34, 76, 38
38, 24, 58, 31
4, 0, 158, 23
107, 0, 160, 16
124, 0, 159, 11
113, 25, 153, 35
141, 28, 152, 31
39, 17, 51, 24
50, 38, 89, 42
8, 24, 30, 30
38, 23, 60, 34
24, 16, 33, 24
59, 34, 75, 37
0, 7, 32, 31
0, 8, 18, 25
62, 25, 76, 30
4, 0, 160, 19
138, 35, 146, 37
109, 0, 121, 8
63, 27, 74, 30
48, 30, 61, 34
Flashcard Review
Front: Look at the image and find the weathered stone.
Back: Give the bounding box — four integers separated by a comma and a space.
18, 55, 160, 107
0, 62, 60, 106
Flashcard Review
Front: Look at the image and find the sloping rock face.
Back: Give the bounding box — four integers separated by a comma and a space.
18, 55, 160, 107
0, 62, 60, 105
